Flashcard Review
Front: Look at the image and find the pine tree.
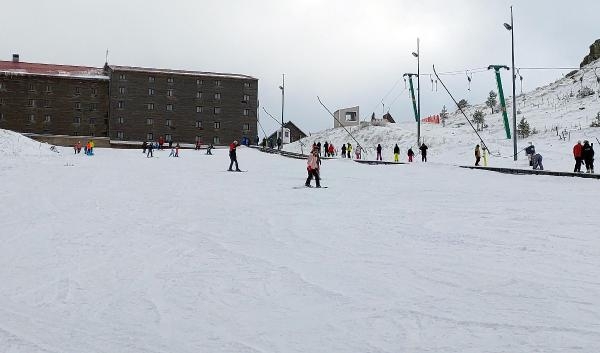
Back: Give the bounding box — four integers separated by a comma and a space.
472, 110, 486, 131
485, 91, 498, 114
517, 117, 531, 138
440, 105, 449, 127
457, 99, 469, 110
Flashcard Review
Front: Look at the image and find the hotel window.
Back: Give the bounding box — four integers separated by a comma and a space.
43, 100, 51, 108
0, 98, 3, 105
118, 117, 124, 124
74, 87, 80, 95
28, 83, 35, 91
119, 87, 125, 94
73, 117, 81, 124
167, 77, 174, 83
0, 82, 4, 90
214, 93, 221, 100
147, 103, 155, 110
117, 131, 124, 139
0, 113, 3, 121
28, 99, 36, 107
196, 91, 202, 98
148, 76, 155, 83
44, 115, 51, 123
147, 132, 153, 140
243, 94, 250, 102
243, 123, 250, 131
166, 104, 173, 111
148, 88, 155, 96
167, 89, 173, 97
146, 118, 153, 125
213, 136, 220, 144
165, 134, 172, 141
215, 80, 221, 87
196, 106, 203, 113
166, 119, 172, 127
195, 121, 202, 128
244, 82, 251, 88
243, 109, 249, 116
196, 79, 203, 85
28, 114, 35, 123
91, 88, 98, 95
119, 73, 126, 80
45, 85, 52, 93
117, 101, 125, 109
214, 107, 221, 114
90, 103, 97, 111
214, 121, 220, 129
89, 118, 96, 125
75, 102, 82, 110
89, 132, 96, 137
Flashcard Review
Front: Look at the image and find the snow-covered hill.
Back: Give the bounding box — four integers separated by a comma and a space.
0, 129, 56, 157
285, 60, 600, 171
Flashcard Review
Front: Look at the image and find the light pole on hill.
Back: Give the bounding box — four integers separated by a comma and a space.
412, 38, 421, 146
279, 74, 285, 150
504, 6, 517, 161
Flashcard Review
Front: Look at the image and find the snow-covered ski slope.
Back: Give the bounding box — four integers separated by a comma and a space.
286, 60, 600, 171
1, 131, 600, 353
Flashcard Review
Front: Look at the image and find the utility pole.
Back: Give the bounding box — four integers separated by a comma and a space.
504, 6, 517, 160
412, 38, 421, 146
279, 74, 285, 149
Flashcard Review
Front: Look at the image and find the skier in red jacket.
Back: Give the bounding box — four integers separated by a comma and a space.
573, 140, 583, 173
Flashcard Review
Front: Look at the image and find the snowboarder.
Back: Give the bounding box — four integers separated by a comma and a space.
525, 142, 535, 166
407, 147, 415, 162
393, 144, 400, 162
532, 153, 544, 170
573, 140, 583, 172
341, 144, 347, 158
228, 140, 242, 171
147, 141, 154, 158
582, 140, 595, 173
419, 143, 428, 162
376, 144, 382, 161
305, 146, 321, 188
206, 143, 213, 155
475, 144, 481, 166
142, 141, 147, 154
169, 147, 176, 157
347, 143, 352, 159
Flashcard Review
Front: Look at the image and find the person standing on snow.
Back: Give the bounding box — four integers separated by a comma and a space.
142, 141, 147, 154
532, 153, 544, 170
525, 142, 535, 166
419, 143, 428, 162
582, 140, 595, 173
376, 144, 383, 161
407, 147, 415, 162
277, 137, 282, 150
228, 140, 242, 171
328, 143, 335, 157
355, 145, 362, 160
573, 140, 583, 172
158, 136, 165, 150
169, 146, 176, 157
324, 141, 329, 157
341, 144, 347, 158
475, 144, 481, 166
305, 146, 321, 188
147, 141, 154, 158
393, 144, 400, 162
175, 143, 180, 157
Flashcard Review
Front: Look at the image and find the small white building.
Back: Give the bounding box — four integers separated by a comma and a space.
276, 128, 291, 144
333, 106, 360, 128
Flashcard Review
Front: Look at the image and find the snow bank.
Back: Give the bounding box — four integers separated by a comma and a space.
0, 129, 57, 157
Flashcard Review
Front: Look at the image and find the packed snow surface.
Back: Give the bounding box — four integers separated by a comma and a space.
1, 132, 600, 353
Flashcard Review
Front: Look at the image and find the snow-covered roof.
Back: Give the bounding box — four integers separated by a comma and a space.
108, 65, 257, 80
0, 61, 108, 80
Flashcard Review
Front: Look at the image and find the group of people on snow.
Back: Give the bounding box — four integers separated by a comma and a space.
73, 140, 95, 155
573, 140, 595, 173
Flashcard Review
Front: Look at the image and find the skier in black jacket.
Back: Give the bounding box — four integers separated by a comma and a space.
582, 140, 595, 173
419, 143, 428, 162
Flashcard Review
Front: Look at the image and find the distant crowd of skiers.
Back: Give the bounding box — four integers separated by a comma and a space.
305, 141, 429, 163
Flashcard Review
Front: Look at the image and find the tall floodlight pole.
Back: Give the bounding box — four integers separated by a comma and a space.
279, 74, 285, 149
412, 38, 421, 146
504, 6, 517, 161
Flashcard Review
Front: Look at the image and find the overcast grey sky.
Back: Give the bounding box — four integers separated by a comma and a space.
3, 0, 599, 135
